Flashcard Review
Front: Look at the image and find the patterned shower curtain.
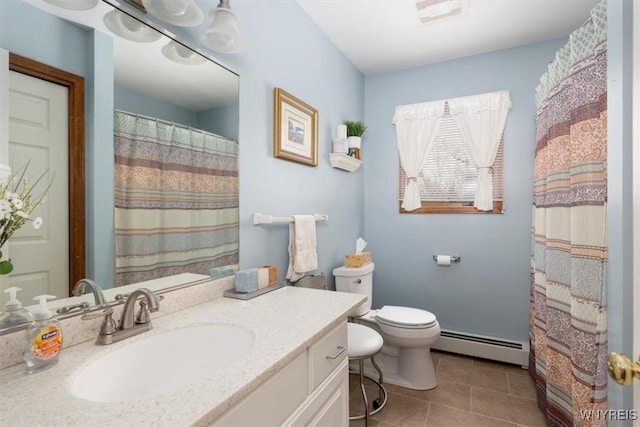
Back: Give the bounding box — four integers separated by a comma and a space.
113, 111, 239, 286
529, 1, 608, 426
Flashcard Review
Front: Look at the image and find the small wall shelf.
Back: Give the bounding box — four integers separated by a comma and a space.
329, 153, 362, 172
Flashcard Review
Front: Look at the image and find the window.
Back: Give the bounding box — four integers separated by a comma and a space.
398, 103, 504, 214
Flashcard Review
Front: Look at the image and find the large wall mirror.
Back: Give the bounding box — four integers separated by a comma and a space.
0, 0, 239, 327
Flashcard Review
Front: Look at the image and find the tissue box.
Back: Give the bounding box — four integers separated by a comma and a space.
258, 265, 278, 286
345, 252, 372, 268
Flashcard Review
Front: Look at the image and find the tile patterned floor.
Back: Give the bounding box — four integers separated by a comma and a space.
349, 350, 547, 427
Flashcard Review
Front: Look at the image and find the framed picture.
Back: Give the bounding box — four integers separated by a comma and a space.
273, 88, 318, 166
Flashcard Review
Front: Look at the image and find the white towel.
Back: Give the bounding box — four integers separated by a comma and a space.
286, 215, 318, 281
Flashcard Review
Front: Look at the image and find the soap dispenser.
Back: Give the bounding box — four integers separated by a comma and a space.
0, 287, 33, 328
23, 295, 63, 374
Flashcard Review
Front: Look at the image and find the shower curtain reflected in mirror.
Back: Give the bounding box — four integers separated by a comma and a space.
113, 111, 239, 286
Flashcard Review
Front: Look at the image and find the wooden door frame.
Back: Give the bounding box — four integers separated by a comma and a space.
8, 53, 85, 296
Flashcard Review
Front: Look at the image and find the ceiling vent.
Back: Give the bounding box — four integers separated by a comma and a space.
415, 0, 469, 24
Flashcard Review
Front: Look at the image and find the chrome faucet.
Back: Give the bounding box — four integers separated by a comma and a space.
82, 287, 160, 345
120, 288, 160, 330
72, 279, 106, 306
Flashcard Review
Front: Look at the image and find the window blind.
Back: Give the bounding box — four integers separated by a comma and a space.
399, 109, 503, 204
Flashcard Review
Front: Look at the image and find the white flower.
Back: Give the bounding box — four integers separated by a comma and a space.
16, 211, 29, 219
0, 199, 10, 217
5, 192, 18, 201
0, 164, 11, 186
11, 198, 23, 210
32, 217, 43, 230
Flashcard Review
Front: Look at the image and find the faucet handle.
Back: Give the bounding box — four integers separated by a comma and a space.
82, 307, 117, 345
135, 300, 150, 325
135, 295, 164, 324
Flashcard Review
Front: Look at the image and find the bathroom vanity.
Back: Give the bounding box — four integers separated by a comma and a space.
0, 284, 364, 426
212, 319, 349, 426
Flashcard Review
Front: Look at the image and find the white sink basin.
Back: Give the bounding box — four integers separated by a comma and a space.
70, 324, 255, 403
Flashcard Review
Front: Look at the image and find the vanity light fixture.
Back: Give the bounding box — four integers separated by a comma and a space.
43, 0, 99, 10
141, 0, 204, 27
161, 40, 207, 65
103, 9, 162, 43
201, 0, 247, 54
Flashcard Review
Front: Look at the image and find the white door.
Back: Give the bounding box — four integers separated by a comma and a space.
6, 70, 69, 302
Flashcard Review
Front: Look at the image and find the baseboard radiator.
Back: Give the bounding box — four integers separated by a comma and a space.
432, 330, 530, 368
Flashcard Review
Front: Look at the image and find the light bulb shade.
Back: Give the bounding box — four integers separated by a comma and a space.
142, 0, 204, 27
43, 0, 98, 10
161, 40, 206, 65
201, 8, 246, 54
103, 10, 162, 43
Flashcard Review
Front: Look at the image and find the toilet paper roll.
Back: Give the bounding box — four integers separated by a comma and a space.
436, 255, 452, 266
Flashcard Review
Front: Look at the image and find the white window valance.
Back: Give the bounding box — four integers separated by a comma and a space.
392, 100, 447, 122
448, 90, 512, 115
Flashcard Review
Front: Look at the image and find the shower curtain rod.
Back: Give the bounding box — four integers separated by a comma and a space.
114, 109, 228, 140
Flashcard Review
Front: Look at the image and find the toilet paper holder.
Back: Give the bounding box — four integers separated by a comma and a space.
432, 255, 461, 264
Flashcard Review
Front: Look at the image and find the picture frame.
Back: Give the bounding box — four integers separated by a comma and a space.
273, 88, 318, 166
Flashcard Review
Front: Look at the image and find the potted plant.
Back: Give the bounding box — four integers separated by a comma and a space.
344, 120, 367, 159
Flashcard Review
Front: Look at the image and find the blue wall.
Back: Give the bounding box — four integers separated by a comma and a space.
0, 0, 90, 77
115, 85, 237, 140
197, 105, 239, 142
362, 39, 567, 342
114, 85, 198, 127
86, 29, 114, 290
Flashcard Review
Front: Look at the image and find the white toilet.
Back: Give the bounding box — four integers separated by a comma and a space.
333, 263, 440, 390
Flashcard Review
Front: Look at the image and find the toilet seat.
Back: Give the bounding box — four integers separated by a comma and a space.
375, 306, 437, 329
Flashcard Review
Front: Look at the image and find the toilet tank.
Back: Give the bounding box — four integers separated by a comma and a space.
332, 262, 374, 317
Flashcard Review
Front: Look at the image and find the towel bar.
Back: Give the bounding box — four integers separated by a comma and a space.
253, 213, 328, 225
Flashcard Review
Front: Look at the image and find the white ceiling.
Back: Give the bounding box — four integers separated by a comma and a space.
22, 0, 601, 96
295, 0, 601, 75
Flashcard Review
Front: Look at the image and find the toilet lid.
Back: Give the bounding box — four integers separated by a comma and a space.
376, 306, 437, 328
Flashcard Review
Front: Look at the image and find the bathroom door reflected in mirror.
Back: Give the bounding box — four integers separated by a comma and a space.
7, 53, 84, 305
1, 0, 239, 308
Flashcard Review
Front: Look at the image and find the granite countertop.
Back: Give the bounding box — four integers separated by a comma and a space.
0, 286, 364, 427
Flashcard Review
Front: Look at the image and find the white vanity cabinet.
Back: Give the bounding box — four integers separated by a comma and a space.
211, 321, 349, 427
